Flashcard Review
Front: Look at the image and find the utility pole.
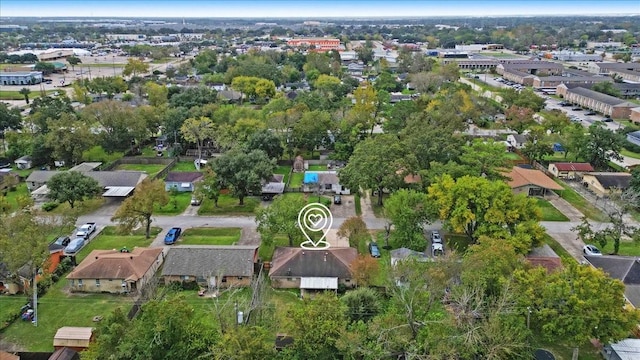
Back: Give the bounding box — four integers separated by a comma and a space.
526, 306, 531, 329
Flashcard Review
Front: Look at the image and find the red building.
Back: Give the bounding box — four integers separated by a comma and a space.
287, 38, 340, 52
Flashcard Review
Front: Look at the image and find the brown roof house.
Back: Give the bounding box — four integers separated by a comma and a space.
503, 166, 563, 197
582, 172, 632, 197
53, 327, 94, 352
164, 171, 203, 192
66, 247, 163, 294
161, 245, 258, 289
269, 247, 357, 296
525, 245, 563, 273
548, 162, 595, 180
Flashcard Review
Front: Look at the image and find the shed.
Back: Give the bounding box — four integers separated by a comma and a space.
14, 155, 33, 170
293, 156, 305, 172
53, 327, 94, 351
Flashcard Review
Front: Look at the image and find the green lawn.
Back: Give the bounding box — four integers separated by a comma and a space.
307, 165, 326, 171
0, 296, 28, 328
600, 240, 640, 256
621, 148, 640, 159
354, 192, 362, 216
115, 163, 166, 177
543, 152, 584, 163
531, 331, 602, 360
179, 227, 242, 245
197, 193, 259, 215
0, 90, 58, 101
446, 234, 474, 254
50, 197, 106, 215
1, 183, 30, 212
155, 191, 191, 215
535, 198, 570, 222
371, 192, 389, 218
75, 226, 159, 262
504, 152, 523, 160
554, 180, 609, 222
289, 172, 304, 188
10, 166, 36, 178
274, 165, 291, 185
280, 192, 332, 207
259, 235, 295, 261
171, 161, 199, 172
1, 271, 132, 351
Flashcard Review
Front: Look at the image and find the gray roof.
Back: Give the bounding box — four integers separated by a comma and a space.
510, 134, 529, 144
589, 172, 632, 190
269, 247, 357, 279
568, 87, 631, 107
604, 338, 640, 360
585, 255, 640, 307
596, 62, 640, 70
68, 162, 102, 172
161, 245, 258, 277
26, 170, 60, 183
318, 172, 339, 185
25, 170, 146, 188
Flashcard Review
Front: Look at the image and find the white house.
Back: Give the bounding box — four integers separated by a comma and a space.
14, 155, 33, 170
506, 134, 529, 150
302, 171, 350, 195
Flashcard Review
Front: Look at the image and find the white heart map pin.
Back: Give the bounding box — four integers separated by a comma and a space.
298, 202, 333, 250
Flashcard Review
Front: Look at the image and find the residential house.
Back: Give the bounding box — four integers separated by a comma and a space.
26, 169, 147, 199
548, 162, 594, 180
525, 245, 563, 273
390, 247, 428, 267
631, 108, 640, 125
261, 174, 285, 200
302, 171, 350, 195
582, 172, 632, 197
602, 338, 640, 360
269, 247, 357, 294
161, 245, 258, 288
164, 171, 203, 192
389, 92, 414, 103
346, 62, 364, 76
0, 262, 31, 295
14, 155, 33, 170
588, 62, 640, 75
66, 247, 164, 294
53, 327, 95, 352
506, 134, 529, 150
217, 90, 243, 103
627, 130, 640, 146
585, 255, 640, 309
503, 166, 564, 196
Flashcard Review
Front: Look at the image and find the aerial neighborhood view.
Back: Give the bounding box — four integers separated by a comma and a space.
2, 0, 640, 358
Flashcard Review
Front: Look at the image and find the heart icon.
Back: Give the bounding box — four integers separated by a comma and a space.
307, 214, 323, 228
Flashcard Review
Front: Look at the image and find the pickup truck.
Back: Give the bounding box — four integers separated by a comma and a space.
75, 223, 97, 239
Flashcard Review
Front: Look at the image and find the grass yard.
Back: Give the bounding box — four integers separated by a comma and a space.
274, 165, 291, 185
307, 165, 326, 171
543, 152, 584, 163
600, 240, 640, 257
621, 148, 640, 159
280, 192, 332, 207
198, 193, 259, 215
0, 90, 58, 101
115, 163, 166, 177
535, 198, 570, 221
354, 192, 362, 216
0, 296, 28, 328
288, 172, 304, 188
554, 180, 609, 222
1, 273, 132, 351
1, 183, 30, 212
531, 332, 602, 360
504, 152, 523, 160
445, 234, 474, 254
371, 192, 390, 218
10, 166, 36, 178
155, 192, 191, 215
171, 161, 199, 172
50, 197, 106, 216
179, 227, 242, 245
75, 226, 159, 262
259, 235, 297, 261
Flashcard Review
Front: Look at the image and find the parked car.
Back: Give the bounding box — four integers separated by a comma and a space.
431, 230, 443, 244
164, 227, 182, 245
334, 195, 342, 205
368, 242, 381, 258
585, 111, 597, 116
559, 102, 572, 107
572, 107, 583, 111
432, 242, 444, 257
75, 222, 96, 239
583, 244, 602, 256
190, 196, 201, 206
603, 117, 613, 123
64, 238, 86, 254
52, 236, 71, 247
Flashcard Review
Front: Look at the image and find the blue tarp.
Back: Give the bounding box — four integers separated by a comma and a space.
553, 143, 565, 152
303, 172, 318, 184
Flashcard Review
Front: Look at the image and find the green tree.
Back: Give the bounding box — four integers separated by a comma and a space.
428, 175, 543, 252
504, 105, 535, 134
337, 216, 370, 250
143, 81, 169, 107
340, 134, 412, 206
180, 116, 216, 160
314, 74, 342, 96
0, 103, 22, 155
291, 110, 332, 157
462, 237, 523, 297
194, 167, 222, 207
111, 179, 169, 238
122, 58, 150, 78
578, 124, 624, 170
215, 326, 276, 360
521, 127, 554, 164
458, 139, 512, 180
19, 88, 31, 104
384, 189, 432, 250
256, 193, 306, 247
245, 129, 283, 160
33, 62, 55, 75
81, 100, 147, 153
514, 264, 640, 359
66, 55, 81, 71
341, 287, 382, 323
592, 81, 622, 98
45, 113, 94, 166
47, 171, 102, 209
287, 292, 348, 359
213, 149, 275, 205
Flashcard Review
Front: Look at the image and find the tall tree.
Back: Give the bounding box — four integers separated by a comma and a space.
19, 88, 31, 104
340, 134, 413, 206
213, 149, 275, 205
245, 129, 283, 160
578, 124, 624, 170
194, 167, 222, 207
66, 55, 81, 71
0, 103, 22, 155
122, 58, 150, 78
384, 189, 432, 250
504, 105, 535, 134
47, 171, 103, 209
458, 139, 511, 180
180, 116, 216, 160
143, 81, 168, 107
291, 110, 332, 157
111, 179, 169, 238
255, 193, 306, 247
81, 100, 147, 153
45, 113, 95, 166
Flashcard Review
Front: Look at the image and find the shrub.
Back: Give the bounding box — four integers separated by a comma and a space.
42, 202, 59, 212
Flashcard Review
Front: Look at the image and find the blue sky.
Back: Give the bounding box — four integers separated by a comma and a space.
1, 0, 638, 17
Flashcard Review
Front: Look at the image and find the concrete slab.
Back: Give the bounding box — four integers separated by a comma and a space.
324, 229, 350, 248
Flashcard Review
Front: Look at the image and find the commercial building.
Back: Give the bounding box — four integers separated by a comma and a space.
559, 86, 637, 119
105, 34, 147, 42
0, 71, 43, 85
286, 38, 340, 52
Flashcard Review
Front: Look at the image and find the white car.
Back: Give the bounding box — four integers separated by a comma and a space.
432, 243, 444, 257
583, 244, 602, 256
75, 223, 96, 239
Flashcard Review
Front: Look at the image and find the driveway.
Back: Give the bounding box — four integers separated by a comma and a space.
329, 194, 356, 219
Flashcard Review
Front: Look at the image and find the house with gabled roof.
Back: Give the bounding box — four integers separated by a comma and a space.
585, 255, 640, 309
164, 171, 203, 192
582, 172, 632, 197
503, 166, 563, 196
161, 245, 258, 288
548, 162, 595, 179
269, 247, 357, 294
66, 247, 163, 294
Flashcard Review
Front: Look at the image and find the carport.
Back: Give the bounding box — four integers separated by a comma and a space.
102, 186, 135, 197
300, 277, 338, 297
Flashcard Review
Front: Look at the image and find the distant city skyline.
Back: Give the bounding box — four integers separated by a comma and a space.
1, 0, 639, 18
